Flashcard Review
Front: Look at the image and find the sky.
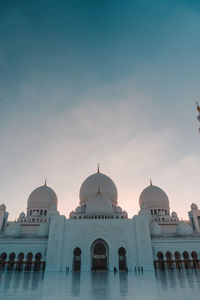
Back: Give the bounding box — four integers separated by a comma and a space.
0, 0, 200, 220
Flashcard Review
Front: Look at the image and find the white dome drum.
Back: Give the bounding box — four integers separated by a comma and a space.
27, 185, 58, 210
79, 172, 118, 206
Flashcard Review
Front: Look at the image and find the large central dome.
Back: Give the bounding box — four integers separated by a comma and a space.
79, 172, 118, 205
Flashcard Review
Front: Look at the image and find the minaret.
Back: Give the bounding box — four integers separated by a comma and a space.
0, 204, 8, 232
196, 102, 200, 131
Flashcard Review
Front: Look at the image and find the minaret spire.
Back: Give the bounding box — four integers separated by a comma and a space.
150, 178, 152, 186
44, 178, 47, 186
97, 163, 100, 173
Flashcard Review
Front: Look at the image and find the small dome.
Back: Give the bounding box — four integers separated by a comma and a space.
75, 206, 83, 214
37, 223, 49, 237
191, 203, 198, 210
79, 172, 118, 205
115, 206, 122, 213
5, 223, 21, 237
122, 211, 128, 218
149, 222, 162, 236
171, 211, 177, 217
19, 212, 25, 218
0, 204, 6, 211
85, 192, 113, 215
139, 185, 169, 209
27, 185, 58, 210
69, 211, 75, 218
176, 222, 193, 236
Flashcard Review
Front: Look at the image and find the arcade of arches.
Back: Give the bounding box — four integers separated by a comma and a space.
155, 251, 200, 270
0, 252, 45, 271
2, 249, 199, 272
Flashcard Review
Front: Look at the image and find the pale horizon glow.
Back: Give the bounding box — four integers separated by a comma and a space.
1, 1, 200, 220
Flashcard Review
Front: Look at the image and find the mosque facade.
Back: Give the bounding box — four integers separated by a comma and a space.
0, 169, 200, 272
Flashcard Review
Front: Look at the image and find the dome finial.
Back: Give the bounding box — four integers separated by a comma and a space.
97, 186, 101, 194
97, 163, 100, 173
44, 178, 47, 186
150, 178, 152, 186
196, 101, 200, 112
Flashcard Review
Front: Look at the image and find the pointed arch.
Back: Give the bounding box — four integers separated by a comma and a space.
16, 252, 24, 271
157, 252, 165, 270
183, 251, 191, 269
73, 247, 81, 271
91, 239, 109, 271
118, 247, 127, 271
174, 251, 182, 269
25, 252, 33, 271
34, 253, 42, 271
7, 252, 15, 271
0, 253, 7, 271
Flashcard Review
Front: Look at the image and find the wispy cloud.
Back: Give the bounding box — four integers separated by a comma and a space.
0, 80, 198, 220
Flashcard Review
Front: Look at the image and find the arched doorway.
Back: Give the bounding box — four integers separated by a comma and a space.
91, 239, 108, 271
16, 252, 24, 271
0, 253, 7, 271
191, 251, 200, 269
157, 252, 165, 270
118, 247, 127, 271
7, 253, 15, 271
25, 252, 33, 271
34, 253, 42, 271
73, 248, 81, 271
165, 252, 173, 269
183, 251, 191, 269
174, 251, 182, 269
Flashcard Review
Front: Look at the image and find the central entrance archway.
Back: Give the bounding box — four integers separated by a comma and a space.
91, 239, 108, 271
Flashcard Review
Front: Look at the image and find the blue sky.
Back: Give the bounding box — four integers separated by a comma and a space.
0, 0, 200, 219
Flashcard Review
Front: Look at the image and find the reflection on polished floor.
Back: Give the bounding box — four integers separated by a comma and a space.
1, 270, 200, 299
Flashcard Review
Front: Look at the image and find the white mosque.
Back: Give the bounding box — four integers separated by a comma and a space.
0, 167, 200, 272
